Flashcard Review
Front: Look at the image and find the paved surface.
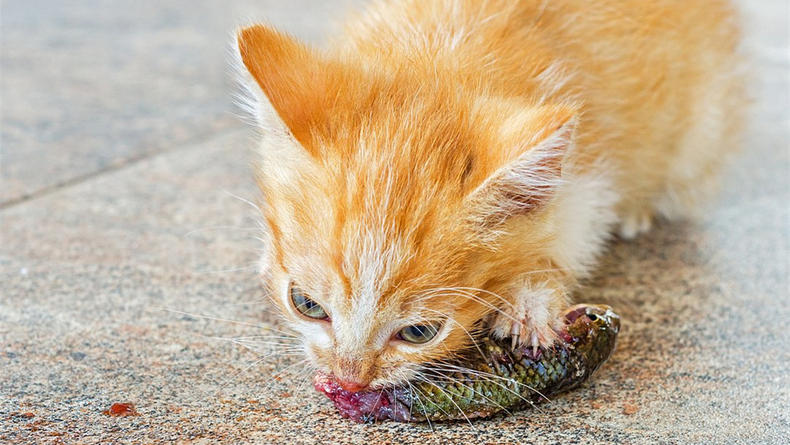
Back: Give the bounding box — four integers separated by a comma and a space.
1, 1, 788, 443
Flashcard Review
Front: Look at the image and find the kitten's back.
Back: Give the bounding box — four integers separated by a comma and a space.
336, 0, 745, 222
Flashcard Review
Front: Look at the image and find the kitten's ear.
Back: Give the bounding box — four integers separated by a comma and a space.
234, 24, 328, 151
466, 104, 578, 228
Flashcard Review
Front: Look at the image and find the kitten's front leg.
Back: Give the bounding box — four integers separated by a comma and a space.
489, 279, 570, 353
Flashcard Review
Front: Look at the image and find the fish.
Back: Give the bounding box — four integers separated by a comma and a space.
313, 304, 620, 423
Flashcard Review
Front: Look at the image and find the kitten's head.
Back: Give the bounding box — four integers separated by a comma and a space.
235, 25, 576, 391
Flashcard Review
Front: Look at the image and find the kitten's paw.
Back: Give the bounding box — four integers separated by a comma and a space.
618, 209, 653, 239
488, 286, 563, 354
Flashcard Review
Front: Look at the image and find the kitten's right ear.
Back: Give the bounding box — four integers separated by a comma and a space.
234, 24, 328, 152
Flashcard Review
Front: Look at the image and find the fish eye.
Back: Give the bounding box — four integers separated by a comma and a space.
290, 283, 328, 320
397, 322, 441, 344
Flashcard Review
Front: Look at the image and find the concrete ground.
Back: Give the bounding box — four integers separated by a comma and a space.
1, 0, 787, 443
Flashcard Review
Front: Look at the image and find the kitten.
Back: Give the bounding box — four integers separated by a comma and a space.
234, 0, 744, 391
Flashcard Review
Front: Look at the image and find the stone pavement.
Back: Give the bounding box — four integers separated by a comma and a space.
1, 1, 788, 443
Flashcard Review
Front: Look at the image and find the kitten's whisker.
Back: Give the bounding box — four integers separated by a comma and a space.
222, 190, 262, 215
411, 373, 478, 431
246, 325, 300, 337
213, 350, 296, 393
430, 372, 543, 413
407, 381, 435, 431
257, 358, 311, 395
268, 358, 311, 383
421, 308, 487, 362
424, 286, 516, 311
425, 365, 545, 412
183, 226, 262, 238
418, 368, 514, 417
216, 357, 268, 391
413, 291, 519, 323
213, 332, 299, 340
203, 334, 300, 350
414, 287, 512, 311
446, 286, 517, 307
409, 378, 454, 427
237, 344, 304, 356
160, 308, 274, 330
195, 263, 260, 275
413, 289, 492, 307
231, 341, 303, 352
215, 298, 271, 306
427, 362, 551, 406
227, 334, 299, 341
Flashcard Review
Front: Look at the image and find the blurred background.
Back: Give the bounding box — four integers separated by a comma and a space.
1, 1, 788, 443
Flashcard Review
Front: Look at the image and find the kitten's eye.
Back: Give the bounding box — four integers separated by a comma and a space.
290, 283, 328, 320
397, 322, 441, 344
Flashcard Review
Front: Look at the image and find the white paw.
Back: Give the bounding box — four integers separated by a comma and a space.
618, 211, 653, 239
488, 285, 562, 353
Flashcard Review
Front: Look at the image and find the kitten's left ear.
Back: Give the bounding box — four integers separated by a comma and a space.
466, 104, 578, 228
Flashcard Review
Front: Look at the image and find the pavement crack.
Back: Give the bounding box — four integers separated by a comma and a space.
0, 124, 248, 211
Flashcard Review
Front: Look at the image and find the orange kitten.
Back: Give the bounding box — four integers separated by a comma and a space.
234, 0, 744, 391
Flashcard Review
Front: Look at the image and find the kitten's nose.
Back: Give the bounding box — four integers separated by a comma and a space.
336, 378, 368, 393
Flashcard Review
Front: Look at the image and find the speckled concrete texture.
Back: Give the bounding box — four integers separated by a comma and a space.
1, 1, 788, 444
0, 0, 358, 205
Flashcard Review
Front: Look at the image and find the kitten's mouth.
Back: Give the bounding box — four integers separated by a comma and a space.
313, 372, 413, 422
